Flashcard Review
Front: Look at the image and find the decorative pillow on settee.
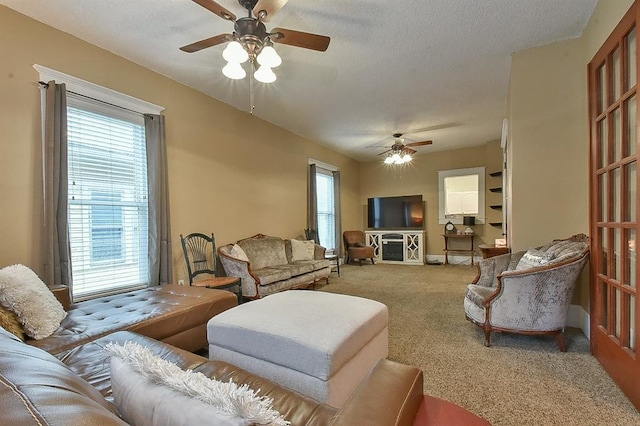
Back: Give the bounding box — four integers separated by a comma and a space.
106, 342, 289, 426
515, 249, 555, 271
0, 264, 66, 339
290, 239, 315, 261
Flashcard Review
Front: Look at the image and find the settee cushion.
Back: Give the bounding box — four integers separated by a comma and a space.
465, 285, 496, 307
238, 236, 287, 269
252, 267, 293, 285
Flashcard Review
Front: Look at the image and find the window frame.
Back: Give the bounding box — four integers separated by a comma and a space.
438, 167, 486, 224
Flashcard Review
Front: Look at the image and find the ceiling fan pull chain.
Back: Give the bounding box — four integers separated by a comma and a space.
249, 66, 255, 114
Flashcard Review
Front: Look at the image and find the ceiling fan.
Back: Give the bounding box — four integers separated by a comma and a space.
378, 133, 433, 164
180, 0, 330, 83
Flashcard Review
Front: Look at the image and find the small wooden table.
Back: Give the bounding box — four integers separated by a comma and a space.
192, 276, 243, 304
479, 244, 510, 259
442, 234, 475, 265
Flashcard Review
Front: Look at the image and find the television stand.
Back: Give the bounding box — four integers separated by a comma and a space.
365, 230, 425, 265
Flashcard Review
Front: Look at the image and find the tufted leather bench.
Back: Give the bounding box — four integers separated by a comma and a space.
27, 284, 237, 355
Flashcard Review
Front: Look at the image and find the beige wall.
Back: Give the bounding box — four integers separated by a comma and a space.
0, 6, 360, 283
359, 140, 504, 257
507, 0, 634, 309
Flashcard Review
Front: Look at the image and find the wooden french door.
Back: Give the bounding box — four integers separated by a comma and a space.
588, 2, 640, 410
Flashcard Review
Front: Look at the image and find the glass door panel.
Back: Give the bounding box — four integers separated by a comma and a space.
626, 162, 637, 221
626, 95, 637, 156
614, 46, 622, 102
600, 280, 609, 329
601, 227, 609, 275
631, 295, 637, 352
600, 119, 609, 168
630, 229, 637, 289
626, 27, 637, 91
615, 228, 623, 281
614, 108, 623, 162
599, 173, 608, 222
598, 64, 607, 114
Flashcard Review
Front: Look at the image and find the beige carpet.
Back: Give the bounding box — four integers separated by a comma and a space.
318, 263, 640, 426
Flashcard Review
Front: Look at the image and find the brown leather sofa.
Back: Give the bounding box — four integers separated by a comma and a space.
29, 284, 238, 355
0, 325, 426, 425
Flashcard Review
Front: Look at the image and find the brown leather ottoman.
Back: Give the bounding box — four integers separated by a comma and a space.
29, 284, 238, 354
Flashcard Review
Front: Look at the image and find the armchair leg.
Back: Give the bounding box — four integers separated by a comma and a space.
555, 331, 567, 352
370, 258, 375, 264
483, 325, 492, 347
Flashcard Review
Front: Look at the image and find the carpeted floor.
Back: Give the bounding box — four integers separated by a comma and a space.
318, 263, 640, 426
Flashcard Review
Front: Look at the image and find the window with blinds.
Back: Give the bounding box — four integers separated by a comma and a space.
67, 94, 149, 300
316, 168, 336, 251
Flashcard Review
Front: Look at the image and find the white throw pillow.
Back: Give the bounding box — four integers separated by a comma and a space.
230, 244, 250, 262
106, 342, 289, 426
0, 264, 66, 340
515, 249, 556, 271
290, 239, 315, 261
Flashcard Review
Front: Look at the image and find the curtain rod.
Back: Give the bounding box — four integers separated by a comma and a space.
38, 81, 156, 118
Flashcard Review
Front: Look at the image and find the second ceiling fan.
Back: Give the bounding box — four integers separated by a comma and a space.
181, 0, 331, 83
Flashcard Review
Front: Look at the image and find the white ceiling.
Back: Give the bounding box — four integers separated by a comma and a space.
1, 0, 597, 161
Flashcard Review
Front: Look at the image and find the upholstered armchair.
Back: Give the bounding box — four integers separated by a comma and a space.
464, 234, 589, 351
343, 231, 376, 265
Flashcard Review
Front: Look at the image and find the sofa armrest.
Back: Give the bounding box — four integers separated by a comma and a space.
217, 247, 259, 298
314, 244, 327, 260
331, 359, 423, 426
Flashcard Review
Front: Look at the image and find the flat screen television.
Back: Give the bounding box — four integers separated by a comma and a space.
367, 195, 424, 229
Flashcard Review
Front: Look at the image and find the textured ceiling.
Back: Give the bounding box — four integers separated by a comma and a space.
0, 0, 597, 161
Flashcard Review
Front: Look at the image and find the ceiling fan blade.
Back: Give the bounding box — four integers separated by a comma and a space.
192, 0, 236, 21
253, 0, 288, 22
180, 34, 232, 53
403, 147, 418, 155
271, 27, 331, 52
405, 140, 433, 147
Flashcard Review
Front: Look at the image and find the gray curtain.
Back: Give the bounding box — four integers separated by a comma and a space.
333, 170, 342, 257
145, 115, 173, 286
307, 164, 318, 231
43, 81, 72, 288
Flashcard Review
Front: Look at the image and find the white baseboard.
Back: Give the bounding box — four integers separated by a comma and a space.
567, 304, 590, 338
427, 254, 476, 266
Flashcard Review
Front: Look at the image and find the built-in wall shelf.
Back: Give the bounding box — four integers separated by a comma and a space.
490, 205, 503, 210
489, 171, 503, 177
489, 222, 503, 227
489, 187, 502, 193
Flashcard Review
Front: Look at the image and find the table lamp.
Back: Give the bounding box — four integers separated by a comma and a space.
463, 216, 476, 235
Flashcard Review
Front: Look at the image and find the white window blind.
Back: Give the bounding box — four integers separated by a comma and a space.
316, 168, 336, 251
67, 94, 149, 300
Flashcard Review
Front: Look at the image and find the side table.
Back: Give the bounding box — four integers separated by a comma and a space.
325, 253, 340, 277
192, 276, 243, 304
442, 234, 475, 265
479, 244, 510, 259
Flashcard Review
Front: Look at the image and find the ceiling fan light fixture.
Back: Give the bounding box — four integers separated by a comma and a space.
222, 41, 249, 64
257, 45, 282, 68
222, 62, 246, 80
384, 155, 394, 164
402, 153, 412, 163
254, 65, 277, 83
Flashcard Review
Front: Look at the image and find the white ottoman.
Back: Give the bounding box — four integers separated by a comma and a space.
207, 291, 388, 408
